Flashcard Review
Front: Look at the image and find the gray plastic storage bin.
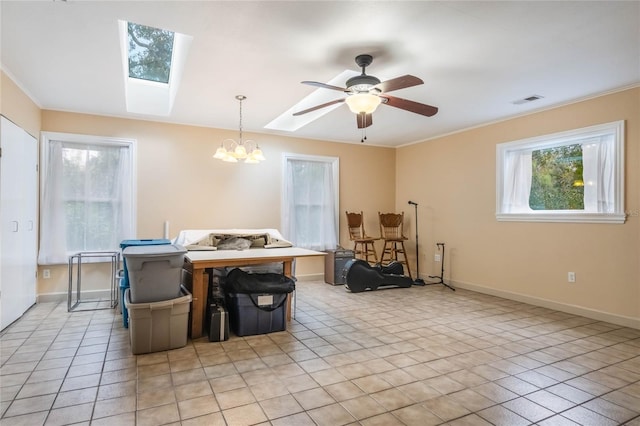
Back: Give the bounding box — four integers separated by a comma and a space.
125, 287, 192, 355
123, 244, 186, 303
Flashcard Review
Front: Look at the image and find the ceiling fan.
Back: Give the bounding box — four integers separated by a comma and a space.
293, 54, 438, 129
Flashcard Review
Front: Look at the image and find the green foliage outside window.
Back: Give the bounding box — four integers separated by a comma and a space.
128, 22, 174, 84
529, 144, 584, 210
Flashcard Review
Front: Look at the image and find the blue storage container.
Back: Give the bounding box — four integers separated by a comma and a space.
120, 278, 129, 328
119, 239, 171, 328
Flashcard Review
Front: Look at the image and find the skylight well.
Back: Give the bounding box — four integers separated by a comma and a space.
118, 20, 192, 116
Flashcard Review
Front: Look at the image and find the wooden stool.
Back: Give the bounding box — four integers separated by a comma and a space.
346, 211, 379, 264
378, 212, 413, 280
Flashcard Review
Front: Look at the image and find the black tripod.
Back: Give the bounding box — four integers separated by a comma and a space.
427, 243, 455, 291
408, 201, 425, 286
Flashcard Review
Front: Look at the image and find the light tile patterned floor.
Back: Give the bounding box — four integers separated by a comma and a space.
1, 281, 640, 425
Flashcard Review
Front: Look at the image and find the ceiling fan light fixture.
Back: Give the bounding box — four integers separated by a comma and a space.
345, 93, 382, 114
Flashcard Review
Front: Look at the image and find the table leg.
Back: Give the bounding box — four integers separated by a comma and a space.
191, 268, 205, 339
283, 260, 292, 321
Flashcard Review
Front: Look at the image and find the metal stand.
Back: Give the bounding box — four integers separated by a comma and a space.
408, 201, 425, 286
68, 251, 120, 312
426, 243, 455, 291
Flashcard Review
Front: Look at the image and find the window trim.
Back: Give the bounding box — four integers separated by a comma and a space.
496, 120, 625, 224
40, 132, 137, 260
281, 153, 340, 247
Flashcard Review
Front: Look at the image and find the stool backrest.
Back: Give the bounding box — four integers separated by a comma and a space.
379, 212, 405, 239
346, 211, 366, 240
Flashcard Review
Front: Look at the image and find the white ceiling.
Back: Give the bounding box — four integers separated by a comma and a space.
2, 1, 639, 147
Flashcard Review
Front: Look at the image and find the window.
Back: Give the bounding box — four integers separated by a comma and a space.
529, 143, 584, 210
282, 154, 339, 250
39, 133, 136, 264
118, 20, 192, 116
127, 22, 175, 84
496, 120, 625, 223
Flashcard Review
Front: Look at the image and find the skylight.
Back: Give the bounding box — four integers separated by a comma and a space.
264, 70, 358, 132
127, 22, 174, 84
118, 20, 192, 116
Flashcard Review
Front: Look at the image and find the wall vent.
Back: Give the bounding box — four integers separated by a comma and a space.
512, 94, 544, 105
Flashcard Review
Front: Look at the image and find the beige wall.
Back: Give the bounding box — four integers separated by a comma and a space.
0, 71, 41, 138
38, 110, 397, 295
397, 87, 640, 326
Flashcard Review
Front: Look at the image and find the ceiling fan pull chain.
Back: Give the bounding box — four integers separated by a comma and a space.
359, 112, 367, 143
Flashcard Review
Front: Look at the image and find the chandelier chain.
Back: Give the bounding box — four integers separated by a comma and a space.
236, 94, 246, 144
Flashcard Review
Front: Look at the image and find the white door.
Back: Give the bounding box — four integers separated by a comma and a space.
0, 116, 38, 330
22, 128, 38, 312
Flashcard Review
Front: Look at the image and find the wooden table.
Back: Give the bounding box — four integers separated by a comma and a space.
183, 247, 325, 339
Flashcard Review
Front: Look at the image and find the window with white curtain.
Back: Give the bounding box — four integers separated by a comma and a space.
496, 121, 625, 223
282, 153, 339, 250
39, 133, 136, 264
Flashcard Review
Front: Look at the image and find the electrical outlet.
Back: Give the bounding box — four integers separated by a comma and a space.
43, 269, 51, 279
568, 272, 576, 283
434, 254, 441, 262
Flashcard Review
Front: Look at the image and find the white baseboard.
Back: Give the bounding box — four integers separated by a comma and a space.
452, 279, 640, 330
38, 289, 114, 304
295, 273, 324, 282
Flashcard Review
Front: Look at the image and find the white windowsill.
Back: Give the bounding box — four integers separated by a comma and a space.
496, 212, 626, 224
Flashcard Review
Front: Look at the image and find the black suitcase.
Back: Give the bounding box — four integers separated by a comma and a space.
207, 304, 230, 342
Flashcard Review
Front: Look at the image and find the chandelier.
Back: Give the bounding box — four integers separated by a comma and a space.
213, 95, 265, 164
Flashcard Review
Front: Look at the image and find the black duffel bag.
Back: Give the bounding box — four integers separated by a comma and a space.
223, 268, 296, 294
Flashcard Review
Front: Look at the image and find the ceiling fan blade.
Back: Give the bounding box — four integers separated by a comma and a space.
301, 81, 347, 92
292, 98, 345, 116
356, 113, 372, 129
381, 94, 438, 117
374, 75, 423, 93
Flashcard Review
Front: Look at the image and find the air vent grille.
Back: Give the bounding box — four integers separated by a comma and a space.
512, 94, 544, 105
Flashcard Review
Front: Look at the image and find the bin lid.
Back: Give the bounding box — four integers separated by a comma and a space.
120, 239, 171, 249
123, 243, 186, 257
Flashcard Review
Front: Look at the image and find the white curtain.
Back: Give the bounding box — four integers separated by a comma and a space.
502, 150, 532, 213
582, 135, 615, 213
38, 141, 133, 264
38, 141, 68, 264
283, 158, 337, 250
114, 145, 134, 240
